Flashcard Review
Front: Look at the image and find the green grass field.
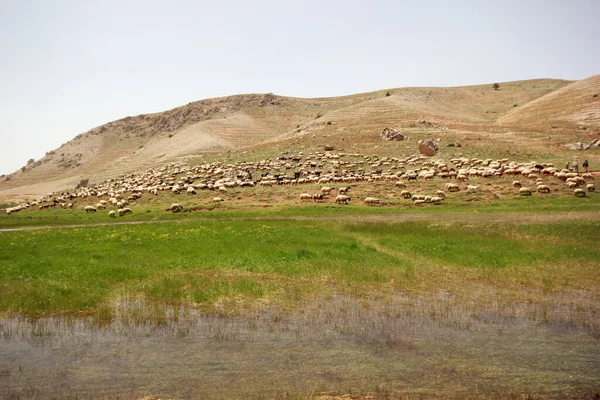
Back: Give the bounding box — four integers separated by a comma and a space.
1, 212, 598, 322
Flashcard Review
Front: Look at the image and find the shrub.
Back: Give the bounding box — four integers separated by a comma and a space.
493, 83, 500, 90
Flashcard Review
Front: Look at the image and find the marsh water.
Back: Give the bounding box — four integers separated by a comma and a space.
1, 293, 599, 399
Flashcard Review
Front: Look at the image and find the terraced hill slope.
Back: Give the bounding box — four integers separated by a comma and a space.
496, 74, 600, 128
3, 76, 595, 200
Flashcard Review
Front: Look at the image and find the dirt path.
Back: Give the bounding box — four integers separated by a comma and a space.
2, 210, 600, 232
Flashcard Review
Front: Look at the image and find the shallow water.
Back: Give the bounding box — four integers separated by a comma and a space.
1, 295, 599, 399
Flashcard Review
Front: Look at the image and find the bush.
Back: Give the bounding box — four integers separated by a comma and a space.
385, 91, 391, 97
493, 83, 500, 90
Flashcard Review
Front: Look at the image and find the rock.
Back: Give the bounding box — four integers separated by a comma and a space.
419, 139, 438, 156
416, 119, 448, 130
380, 128, 407, 141
564, 142, 591, 150
591, 139, 600, 148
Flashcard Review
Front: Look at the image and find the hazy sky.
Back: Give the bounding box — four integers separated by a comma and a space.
0, 0, 598, 175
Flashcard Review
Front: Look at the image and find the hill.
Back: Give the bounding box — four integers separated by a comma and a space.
3, 76, 599, 200
496, 74, 600, 128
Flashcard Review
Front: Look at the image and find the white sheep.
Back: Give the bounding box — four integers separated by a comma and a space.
400, 190, 412, 199
169, 203, 184, 212
118, 207, 133, 216
108, 210, 116, 218
435, 190, 445, 198
300, 193, 313, 202
445, 183, 460, 192
187, 187, 197, 195
431, 196, 443, 204
574, 188, 586, 197
395, 181, 406, 188
364, 197, 381, 206
536, 185, 550, 193
84, 205, 97, 213
587, 184, 595, 192
519, 187, 532, 196
466, 185, 480, 192
213, 197, 224, 202
335, 195, 350, 204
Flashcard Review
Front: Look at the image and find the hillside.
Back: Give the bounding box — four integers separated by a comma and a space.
496, 74, 600, 128
3, 76, 595, 200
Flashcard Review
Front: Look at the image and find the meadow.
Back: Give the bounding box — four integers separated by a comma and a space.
2, 184, 600, 398
1, 213, 599, 321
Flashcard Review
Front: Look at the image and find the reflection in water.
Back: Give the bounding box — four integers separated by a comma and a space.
1, 293, 599, 399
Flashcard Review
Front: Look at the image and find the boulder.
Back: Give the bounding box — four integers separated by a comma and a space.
564, 142, 591, 150
380, 128, 406, 141
419, 139, 438, 156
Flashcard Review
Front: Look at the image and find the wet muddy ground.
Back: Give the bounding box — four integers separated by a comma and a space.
1, 295, 599, 399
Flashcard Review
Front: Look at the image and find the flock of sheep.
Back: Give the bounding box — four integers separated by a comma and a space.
2, 151, 596, 216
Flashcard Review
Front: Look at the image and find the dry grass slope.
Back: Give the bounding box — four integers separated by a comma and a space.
0, 77, 590, 200
497, 74, 600, 128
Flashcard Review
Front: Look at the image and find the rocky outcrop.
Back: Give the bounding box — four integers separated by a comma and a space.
564, 139, 600, 150
380, 128, 407, 141
416, 119, 448, 130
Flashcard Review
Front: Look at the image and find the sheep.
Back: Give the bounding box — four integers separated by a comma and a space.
536, 185, 550, 193
400, 190, 412, 199
187, 187, 197, 195
84, 205, 97, 213
445, 183, 460, 192
413, 199, 425, 205
169, 203, 184, 212
335, 195, 350, 204
512, 181, 522, 188
466, 185, 480, 192
338, 186, 350, 195
587, 184, 595, 192
300, 193, 313, 202
574, 188, 586, 197
431, 196, 443, 204
108, 210, 116, 218
321, 186, 335, 195
582, 173, 594, 181
313, 193, 324, 202
435, 190, 445, 198
212, 197, 224, 202
118, 207, 133, 216
395, 181, 406, 188
519, 187, 532, 196
96, 203, 106, 210
364, 197, 381, 206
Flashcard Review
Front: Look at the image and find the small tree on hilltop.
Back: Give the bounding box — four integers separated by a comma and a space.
493, 83, 500, 90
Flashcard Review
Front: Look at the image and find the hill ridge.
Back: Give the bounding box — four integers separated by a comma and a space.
2, 77, 589, 198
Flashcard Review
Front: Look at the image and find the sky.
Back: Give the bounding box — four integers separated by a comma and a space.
0, 0, 598, 175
